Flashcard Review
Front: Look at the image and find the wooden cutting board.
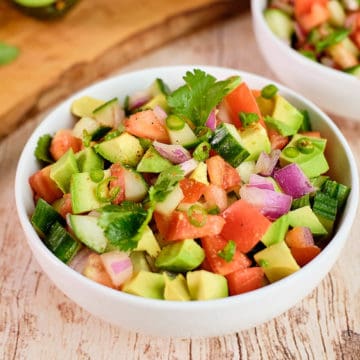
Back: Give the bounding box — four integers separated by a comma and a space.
0, 0, 247, 138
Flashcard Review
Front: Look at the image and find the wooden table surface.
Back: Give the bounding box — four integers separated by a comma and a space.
1, 9, 360, 360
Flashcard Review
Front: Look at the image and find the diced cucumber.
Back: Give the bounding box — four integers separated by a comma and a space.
211, 123, 250, 167
34, 134, 53, 164
123, 167, 149, 202
69, 214, 108, 253
264, 8, 294, 43
321, 179, 350, 209
236, 160, 256, 184
71, 96, 105, 118
312, 192, 338, 233
95, 132, 144, 167
167, 121, 198, 148
76, 147, 104, 172
93, 97, 122, 128
72, 117, 102, 139
155, 183, 184, 216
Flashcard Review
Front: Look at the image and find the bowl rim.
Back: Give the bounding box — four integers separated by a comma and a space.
15, 64, 359, 312
251, 0, 360, 85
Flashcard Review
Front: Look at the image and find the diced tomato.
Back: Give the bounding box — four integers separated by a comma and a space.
206, 155, 241, 191
226, 267, 265, 296
285, 226, 314, 248
200, 256, 213, 272
201, 235, 251, 275
179, 178, 207, 203
224, 82, 265, 128
109, 163, 126, 204
221, 199, 272, 253
29, 165, 63, 203
124, 110, 170, 143
251, 89, 261, 98
294, 0, 328, 17
290, 245, 321, 266
83, 253, 115, 289
267, 128, 289, 150
50, 129, 82, 161
56, 193, 73, 218
203, 184, 228, 212
296, 1, 329, 33
155, 210, 225, 241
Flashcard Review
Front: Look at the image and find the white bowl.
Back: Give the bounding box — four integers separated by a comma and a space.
15, 65, 359, 337
251, 0, 360, 121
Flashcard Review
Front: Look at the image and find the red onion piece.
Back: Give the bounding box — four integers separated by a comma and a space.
100, 251, 133, 287
239, 185, 292, 220
153, 105, 167, 122
248, 174, 275, 191
205, 109, 216, 131
255, 149, 281, 176
128, 91, 151, 110
178, 158, 199, 176
153, 141, 191, 164
273, 163, 315, 199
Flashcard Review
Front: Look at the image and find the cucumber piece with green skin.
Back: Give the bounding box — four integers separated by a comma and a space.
264, 8, 294, 43
69, 215, 108, 253
211, 123, 250, 167
71, 97, 105, 118
123, 167, 149, 202
92, 98, 122, 128
166, 121, 198, 148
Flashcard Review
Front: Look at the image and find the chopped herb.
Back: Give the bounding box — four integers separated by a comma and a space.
82, 129, 92, 147
0, 42, 20, 65
239, 112, 259, 127
96, 176, 119, 202
167, 69, 241, 127
261, 84, 278, 99
193, 141, 211, 161
217, 240, 236, 262
187, 204, 208, 227
315, 28, 350, 52
34, 134, 53, 164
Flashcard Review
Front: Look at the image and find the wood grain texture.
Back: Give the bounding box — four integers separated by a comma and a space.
0, 0, 245, 139
1, 9, 360, 360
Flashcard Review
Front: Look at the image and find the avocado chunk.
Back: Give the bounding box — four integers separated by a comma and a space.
50, 149, 79, 193
186, 270, 228, 300
280, 134, 329, 178
254, 241, 300, 283
265, 95, 303, 136
72, 117, 103, 140
76, 147, 104, 172
122, 270, 165, 299
189, 161, 209, 185
261, 214, 289, 247
136, 146, 172, 173
155, 239, 205, 272
287, 206, 327, 236
140, 93, 169, 112
95, 132, 144, 167
135, 225, 161, 257
130, 251, 151, 273
71, 96, 105, 118
264, 8, 294, 43
163, 273, 191, 301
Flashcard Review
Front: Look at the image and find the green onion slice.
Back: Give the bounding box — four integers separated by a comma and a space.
296, 138, 315, 154
187, 204, 208, 227
193, 141, 211, 161
261, 84, 278, 99
166, 115, 186, 130
283, 146, 299, 158
96, 176, 120, 202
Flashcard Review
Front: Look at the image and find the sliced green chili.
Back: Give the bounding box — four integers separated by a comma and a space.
187, 204, 208, 227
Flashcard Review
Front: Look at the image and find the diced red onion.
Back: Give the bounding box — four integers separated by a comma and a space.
153, 141, 191, 164
100, 251, 133, 287
178, 158, 199, 176
273, 163, 315, 199
217, 101, 232, 124
153, 105, 168, 123
294, 22, 306, 45
255, 149, 281, 176
239, 185, 292, 221
205, 109, 216, 131
128, 91, 151, 110
248, 174, 275, 191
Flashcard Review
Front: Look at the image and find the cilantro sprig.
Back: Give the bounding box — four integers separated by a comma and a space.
167, 69, 241, 127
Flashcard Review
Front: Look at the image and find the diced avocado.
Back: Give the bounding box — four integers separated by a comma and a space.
280, 134, 329, 178
92, 97, 122, 128
167, 122, 198, 148
186, 270, 228, 300
123, 167, 148, 202
136, 146, 172, 173
266, 95, 304, 136
261, 214, 289, 247
71, 96, 105, 118
69, 214, 108, 253
256, 96, 275, 116
72, 117, 110, 141
76, 147, 104, 172
122, 270, 165, 299
50, 149, 79, 193
70, 171, 110, 214
154, 183, 184, 216
239, 122, 271, 161
264, 8, 294, 43
163, 273, 191, 301
287, 206, 328, 235
140, 93, 169, 112
95, 132, 144, 167
130, 251, 151, 273
328, 0, 346, 27
135, 225, 161, 257
189, 161, 209, 185
254, 241, 300, 283
155, 239, 205, 272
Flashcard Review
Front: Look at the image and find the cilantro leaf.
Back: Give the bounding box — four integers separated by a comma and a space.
34, 134, 53, 164
218, 240, 236, 262
0, 42, 20, 65
167, 69, 241, 127
149, 165, 184, 204
98, 202, 148, 251
239, 112, 259, 127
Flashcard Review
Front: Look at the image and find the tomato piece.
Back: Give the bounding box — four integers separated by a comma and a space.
55, 193, 73, 218
203, 184, 228, 212
267, 128, 289, 150
294, 0, 328, 17
83, 253, 115, 289
201, 235, 251, 275
156, 210, 225, 241
296, 1, 329, 32
29, 165, 63, 203
224, 82, 265, 128
179, 178, 207, 203
285, 226, 314, 248
124, 110, 170, 143
226, 267, 265, 296
50, 129, 82, 161
206, 155, 241, 191
290, 246, 321, 266
221, 199, 271, 253
109, 163, 126, 204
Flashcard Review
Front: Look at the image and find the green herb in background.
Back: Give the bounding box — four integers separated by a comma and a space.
0, 42, 20, 65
